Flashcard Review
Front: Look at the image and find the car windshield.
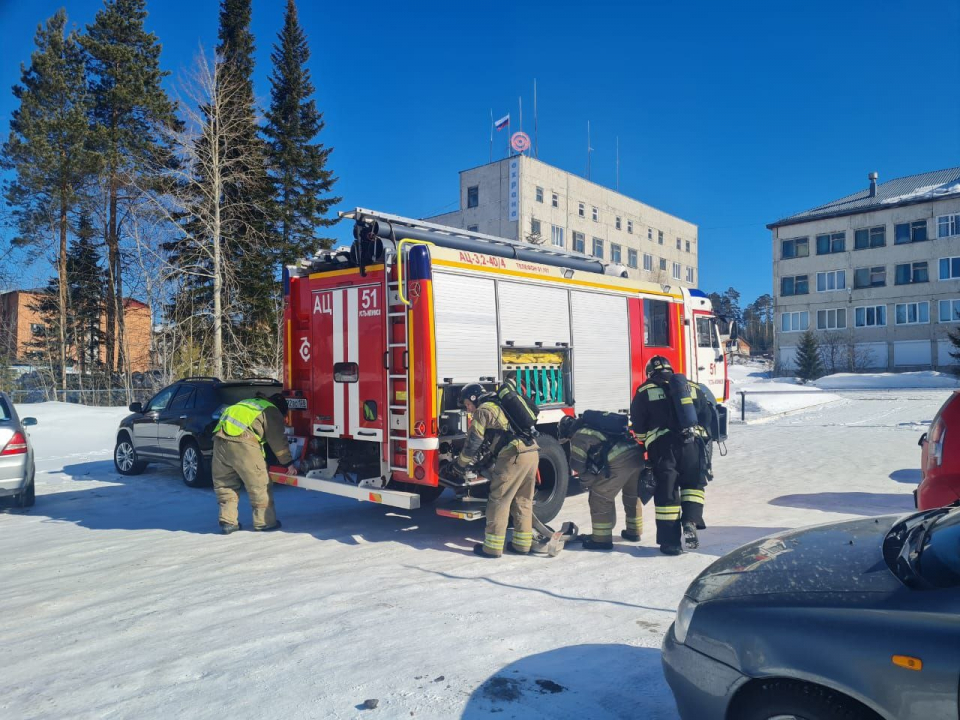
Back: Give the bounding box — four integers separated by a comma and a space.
0, 397, 11, 421
918, 510, 960, 588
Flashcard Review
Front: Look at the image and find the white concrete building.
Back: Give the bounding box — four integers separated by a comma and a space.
425, 155, 699, 287
769, 167, 960, 373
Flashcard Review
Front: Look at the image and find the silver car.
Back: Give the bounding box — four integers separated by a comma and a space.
0, 393, 37, 510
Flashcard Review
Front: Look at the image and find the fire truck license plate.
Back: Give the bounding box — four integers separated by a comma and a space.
286, 398, 308, 410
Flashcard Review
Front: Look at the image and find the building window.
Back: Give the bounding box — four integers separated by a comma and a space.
780, 311, 809, 333
648, 228, 653, 240
530, 218, 541, 236
780, 274, 809, 296
894, 261, 929, 285
780, 236, 809, 259
659, 257, 667, 271
643, 253, 653, 272
895, 220, 927, 244
551, 225, 565, 248
572, 231, 585, 253
816, 232, 845, 255
855, 305, 887, 328
853, 266, 886, 288
686, 266, 694, 283
467, 224, 479, 232
627, 249, 638, 268
685, 240, 691, 253
672, 262, 681, 280
615, 216, 622, 230
552, 193, 559, 208
535, 186, 544, 203
611, 243, 622, 264
592, 206, 599, 222
895, 301, 930, 325
938, 214, 960, 238
592, 237, 604, 258
658, 230, 664, 245
643, 299, 670, 346
467, 185, 479, 208
939, 256, 960, 280
816, 270, 846, 292
816, 308, 847, 330
675, 237, 681, 250
939, 299, 960, 323
854, 226, 886, 249
627, 220, 633, 234
578, 202, 585, 218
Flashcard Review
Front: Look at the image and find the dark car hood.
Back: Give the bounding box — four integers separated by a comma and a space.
687, 515, 905, 601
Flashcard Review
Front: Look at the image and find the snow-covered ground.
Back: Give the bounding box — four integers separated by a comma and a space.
0, 390, 947, 719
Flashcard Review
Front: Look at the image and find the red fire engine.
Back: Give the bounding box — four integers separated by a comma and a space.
273, 209, 728, 522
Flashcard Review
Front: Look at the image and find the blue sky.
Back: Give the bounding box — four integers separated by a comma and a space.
1, 0, 959, 304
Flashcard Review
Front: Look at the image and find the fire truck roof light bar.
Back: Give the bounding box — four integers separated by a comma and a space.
339, 208, 626, 278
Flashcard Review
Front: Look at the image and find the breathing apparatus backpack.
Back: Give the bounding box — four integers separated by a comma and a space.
579, 410, 634, 477
666, 372, 700, 443
494, 378, 540, 445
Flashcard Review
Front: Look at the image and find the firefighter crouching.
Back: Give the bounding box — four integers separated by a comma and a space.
630, 356, 708, 555
557, 413, 644, 550
212, 393, 296, 534
454, 383, 539, 558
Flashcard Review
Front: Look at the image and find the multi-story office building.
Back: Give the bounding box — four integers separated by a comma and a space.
769, 167, 960, 372
426, 155, 699, 287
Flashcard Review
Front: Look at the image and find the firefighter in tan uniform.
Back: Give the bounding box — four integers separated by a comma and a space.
454, 383, 539, 558
558, 414, 645, 549
212, 393, 296, 534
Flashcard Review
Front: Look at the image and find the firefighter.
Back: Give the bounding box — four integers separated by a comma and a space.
557, 414, 644, 550
630, 357, 708, 555
212, 393, 297, 534
454, 383, 539, 558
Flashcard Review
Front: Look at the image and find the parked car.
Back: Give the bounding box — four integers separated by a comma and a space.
662, 506, 960, 720
917, 390, 960, 509
114, 377, 281, 487
0, 392, 38, 509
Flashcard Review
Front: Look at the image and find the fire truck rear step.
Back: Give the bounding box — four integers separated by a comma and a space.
271, 471, 421, 510
435, 499, 486, 521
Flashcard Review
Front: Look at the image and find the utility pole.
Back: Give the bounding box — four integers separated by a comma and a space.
533, 78, 538, 158
616, 136, 620, 191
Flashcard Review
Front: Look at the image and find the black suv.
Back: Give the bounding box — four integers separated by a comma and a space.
113, 377, 282, 487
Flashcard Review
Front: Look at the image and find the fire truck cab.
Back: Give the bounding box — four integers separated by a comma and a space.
275, 209, 728, 523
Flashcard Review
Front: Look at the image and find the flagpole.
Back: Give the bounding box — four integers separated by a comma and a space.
533, 78, 538, 159
489, 109, 493, 163
586, 120, 591, 180
616, 135, 620, 191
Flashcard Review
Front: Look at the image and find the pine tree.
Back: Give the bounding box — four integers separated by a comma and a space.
82, 0, 178, 378
2, 10, 98, 393
948, 327, 960, 376
795, 329, 825, 382
68, 213, 104, 379
264, 0, 340, 260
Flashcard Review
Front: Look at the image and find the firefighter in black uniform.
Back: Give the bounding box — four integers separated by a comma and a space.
630, 356, 709, 555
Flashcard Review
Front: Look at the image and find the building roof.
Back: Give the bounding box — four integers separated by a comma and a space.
767, 167, 960, 229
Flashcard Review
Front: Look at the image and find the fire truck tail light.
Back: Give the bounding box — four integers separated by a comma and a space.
413, 466, 425, 481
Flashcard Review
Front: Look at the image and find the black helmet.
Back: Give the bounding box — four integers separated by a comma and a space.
268, 392, 289, 415
557, 415, 579, 441
645, 355, 672, 376
459, 383, 488, 408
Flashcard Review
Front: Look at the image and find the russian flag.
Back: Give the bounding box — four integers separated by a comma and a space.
494, 114, 510, 131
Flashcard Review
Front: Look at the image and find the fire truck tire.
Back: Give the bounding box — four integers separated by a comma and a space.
533, 435, 569, 524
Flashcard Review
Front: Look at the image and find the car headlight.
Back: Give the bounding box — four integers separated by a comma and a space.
674, 596, 698, 645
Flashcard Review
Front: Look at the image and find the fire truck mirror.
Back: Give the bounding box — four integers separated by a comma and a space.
333, 362, 359, 383
728, 320, 739, 341
363, 401, 377, 421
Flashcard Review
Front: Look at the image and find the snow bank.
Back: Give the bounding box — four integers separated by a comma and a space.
727, 360, 840, 419
814, 371, 960, 390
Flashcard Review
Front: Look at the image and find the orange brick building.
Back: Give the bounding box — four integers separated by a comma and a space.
0, 289, 153, 372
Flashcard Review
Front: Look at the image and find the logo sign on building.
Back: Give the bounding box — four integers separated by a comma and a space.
508, 158, 519, 222
510, 131, 530, 153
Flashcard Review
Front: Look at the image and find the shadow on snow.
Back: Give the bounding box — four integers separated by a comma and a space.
768, 491, 914, 516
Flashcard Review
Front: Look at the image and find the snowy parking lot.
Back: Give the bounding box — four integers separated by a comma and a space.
0, 384, 952, 720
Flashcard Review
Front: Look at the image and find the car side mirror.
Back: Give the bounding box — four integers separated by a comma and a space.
918, 432, 927, 447
129, 402, 143, 413
21, 417, 37, 427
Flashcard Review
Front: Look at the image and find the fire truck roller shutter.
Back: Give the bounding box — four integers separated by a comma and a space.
432, 272, 499, 383
570, 291, 631, 413
497, 281, 570, 348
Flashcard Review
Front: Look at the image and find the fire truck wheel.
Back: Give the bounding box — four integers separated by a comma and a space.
533, 435, 569, 524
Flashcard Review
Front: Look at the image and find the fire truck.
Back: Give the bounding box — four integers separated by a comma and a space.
273, 208, 729, 523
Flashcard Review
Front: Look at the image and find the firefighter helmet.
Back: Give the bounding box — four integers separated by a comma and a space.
267, 392, 289, 415
557, 415, 579, 441
459, 383, 489, 408
645, 355, 673, 376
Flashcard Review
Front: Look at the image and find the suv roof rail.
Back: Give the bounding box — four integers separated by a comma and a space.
180, 376, 222, 382
236, 377, 281, 383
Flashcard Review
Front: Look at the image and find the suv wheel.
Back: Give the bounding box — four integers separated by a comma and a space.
180, 440, 210, 488
114, 434, 147, 475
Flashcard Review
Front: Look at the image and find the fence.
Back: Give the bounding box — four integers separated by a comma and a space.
6, 388, 155, 407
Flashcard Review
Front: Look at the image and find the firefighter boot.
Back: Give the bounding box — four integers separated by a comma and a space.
621, 529, 641, 542
473, 543, 500, 558
220, 522, 241, 535
683, 521, 699, 550
581, 539, 614, 550
253, 520, 282, 532
659, 544, 683, 556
